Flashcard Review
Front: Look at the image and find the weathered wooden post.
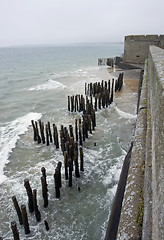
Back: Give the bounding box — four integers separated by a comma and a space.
84, 115, 88, 139
46, 124, 49, 146
35, 121, 41, 144
80, 147, 84, 171
75, 95, 78, 112
115, 79, 118, 92
88, 115, 92, 134
90, 82, 93, 96
101, 80, 104, 93
75, 119, 78, 142
54, 168, 60, 198
57, 162, 62, 188
68, 96, 70, 111
38, 120, 45, 144
102, 92, 105, 108
94, 94, 98, 111
74, 150, 80, 178
69, 125, 74, 140
12, 196, 23, 225
33, 189, 41, 222
64, 151, 68, 180
105, 80, 107, 90
71, 96, 74, 112
79, 124, 83, 146
68, 158, 72, 187
98, 94, 101, 109
11, 221, 20, 240
21, 205, 30, 234
91, 109, 96, 130
110, 78, 114, 103
53, 124, 59, 149
44, 220, 50, 231
31, 120, 37, 141
82, 121, 85, 142
47, 122, 53, 143
61, 137, 65, 154
108, 79, 111, 93
69, 145, 74, 171
24, 179, 34, 213
41, 167, 48, 208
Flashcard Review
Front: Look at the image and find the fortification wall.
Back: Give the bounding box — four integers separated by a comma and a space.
117, 46, 164, 239
124, 35, 164, 64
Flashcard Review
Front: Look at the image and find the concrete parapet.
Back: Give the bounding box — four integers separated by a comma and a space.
117, 63, 147, 240
116, 46, 164, 240
147, 46, 164, 239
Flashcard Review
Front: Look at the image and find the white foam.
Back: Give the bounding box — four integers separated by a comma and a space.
114, 106, 137, 120
0, 112, 42, 185
28, 79, 67, 91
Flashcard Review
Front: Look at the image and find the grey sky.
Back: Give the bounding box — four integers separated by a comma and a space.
0, 0, 164, 47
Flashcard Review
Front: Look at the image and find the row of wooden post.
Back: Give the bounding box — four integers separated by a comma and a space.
68, 77, 120, 113
11, 148, 84, 238
31, 120, 59, 147
85, 73, 123, 97
9, 75, 124, 239
31, 109, 96, 149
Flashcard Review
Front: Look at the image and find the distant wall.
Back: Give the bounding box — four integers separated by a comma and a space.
124, 35, 164, 64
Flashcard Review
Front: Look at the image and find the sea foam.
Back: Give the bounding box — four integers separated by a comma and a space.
114, 106, 137, 120
0, 112, 42, 184
28, 79, 67, 91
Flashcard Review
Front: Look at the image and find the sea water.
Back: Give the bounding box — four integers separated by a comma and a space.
0, 43, 137, 240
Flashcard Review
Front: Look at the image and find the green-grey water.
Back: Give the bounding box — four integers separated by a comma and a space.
0, 43, 137, 239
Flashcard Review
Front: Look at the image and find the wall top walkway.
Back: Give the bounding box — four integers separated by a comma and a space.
149, 45, 164, 89
125, 35, 164, 41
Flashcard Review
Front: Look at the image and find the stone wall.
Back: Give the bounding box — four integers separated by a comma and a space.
117, 46, 164, 239
124, 35, 164, 64
147, 46, 164, 240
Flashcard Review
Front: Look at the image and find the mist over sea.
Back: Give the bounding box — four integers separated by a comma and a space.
0, 43, 137, 239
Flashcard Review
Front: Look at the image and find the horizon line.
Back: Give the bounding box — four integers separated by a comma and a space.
0, 41, 124, 48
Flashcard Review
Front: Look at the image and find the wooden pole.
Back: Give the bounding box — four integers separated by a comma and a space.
75, 119, 78, 142
31, 120, 37, 141
74, 150, 80, 178
47, 122, 53, 143
82, 121, 85, 142
44, 220, 50, 231
24, 179, 34, 213
33, 189, 41, 222
46, 124, 49, 146
68, 96, 70, 111
79, 124, 83, 146
54, 169, 60, 198
80, 147, 84, 171
35, 121, 41, 144
39, 120, 45, 144
68, 158, 72, 187
88, 115, 92, 134
41, 167, 48, 208
64, 151, 68, 180
57, 162, 62, 188
21, 205, 30, 234
98, 93, 101, 109
110, 78, 114, 103
12, 196, 23, 225
94, 94, 98, 111
11, 221, 20, 240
